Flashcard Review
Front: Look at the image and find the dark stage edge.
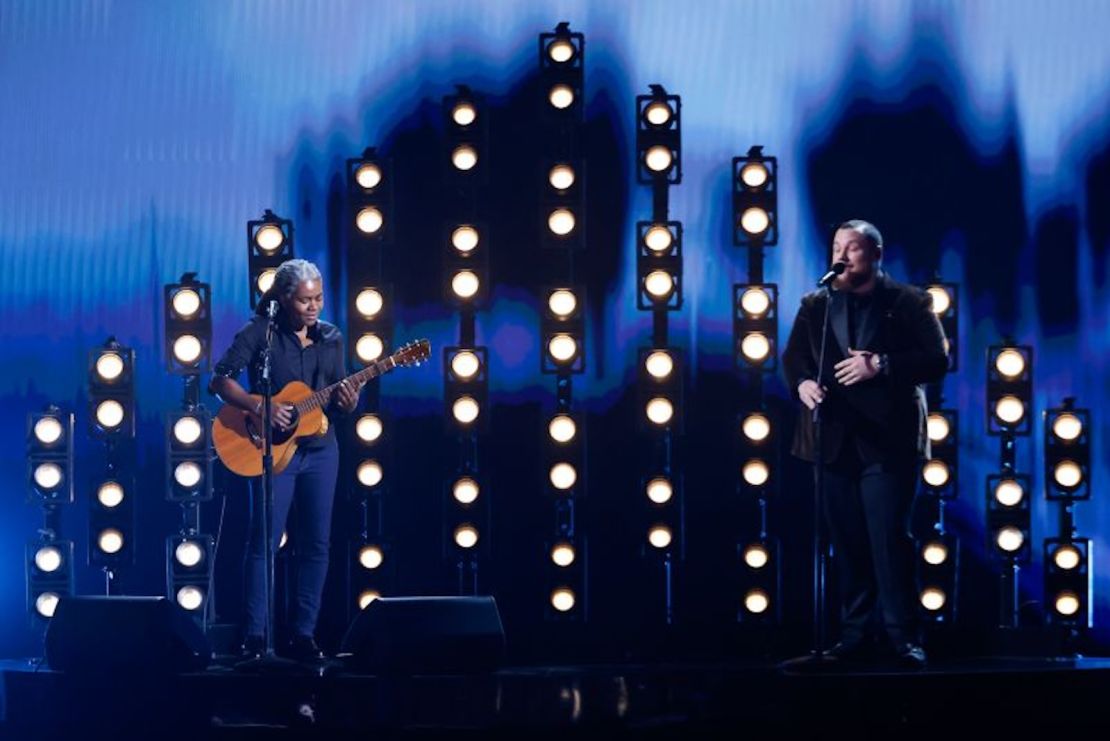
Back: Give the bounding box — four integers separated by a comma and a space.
4, 655, 1110, 738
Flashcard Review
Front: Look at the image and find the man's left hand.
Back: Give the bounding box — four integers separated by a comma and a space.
834, 349, 879, 386
335, 378, 362, 412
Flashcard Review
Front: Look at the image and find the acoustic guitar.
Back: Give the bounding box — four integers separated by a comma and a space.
213, 339, 430, 477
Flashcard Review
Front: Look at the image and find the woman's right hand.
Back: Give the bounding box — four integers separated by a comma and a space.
798, 379, 826, 411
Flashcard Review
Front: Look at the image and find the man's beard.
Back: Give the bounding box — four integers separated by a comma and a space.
845, 268, 874, 288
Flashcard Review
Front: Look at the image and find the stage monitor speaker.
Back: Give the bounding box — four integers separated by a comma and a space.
45, 596, 212, 673
341, 596, 506, 673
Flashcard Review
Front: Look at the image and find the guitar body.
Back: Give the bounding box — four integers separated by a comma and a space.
212, 381, 326, 478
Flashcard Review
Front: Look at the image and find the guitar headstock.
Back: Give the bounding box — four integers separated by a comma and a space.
392, 338, 431, 367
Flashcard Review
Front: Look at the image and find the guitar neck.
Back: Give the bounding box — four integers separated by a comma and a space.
292, 356, 396, 415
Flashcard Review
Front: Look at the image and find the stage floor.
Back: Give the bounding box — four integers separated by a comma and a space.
4, 654, 1110, 738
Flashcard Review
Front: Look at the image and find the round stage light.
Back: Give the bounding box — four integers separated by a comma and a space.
254, 224, 285, 253
451, 350, 481, 380
648, 525, 673, 549
172, 288, 202, 318
551, 542, 576, 567
354, 162, 382, 190
994, 348, 1025, 378
742, 413, 771, 443
358, 590, 381, 610
452, 396, 480, 425
174, 461, 203, 489
744, 589, 770, 614
926, 413, 950, 443
451, 101, 477, 127
740, 207, 770, 236
1054, 544, 1081, 571
1052, 413, 1083, 442
1055, 591, 1081, 617
551, 588, 576, 612
645, 397, 674, 426
743, 544, 769, 569
175, 540, 205, 568
96, 352, 125, 382
739, 162, 769, 189
645, 351, 674, 380
994, 395, 1025, 425
994, 478, 1024, 507
644, 100, 674, 126
922, 459, 950, 488
173, 416, 203, 446
356, 206, 384, 235
355, 288, 383, 318
742, 459, 770, 487
927, 285, 951, 315
644, 270, 675, 300
451, 144, 478, 171
1053, 460, 1083, 489
646, 477, 673, 504
356, 333, 384, 362
34, 546, 63, 573
549, 462, 577, 491
357, 460, 383, 488
644, 224, 674, 254
549, 164, 576, 191
97, 481, 124, 508
739, 287, 771, 317
454, 524, 479, 549
35, 592, 60, 619
359, 545, 384, 570
33, 463, 63, 490
548, 289, 578, 318
453, 477, 479, 505
257, 269, 277, 294
548, 84, 575, 110
176, 586, 204, 612
451, 270, 480, 300
547, 38, 575, 63
548, 415, 577, 444
644, 145, 673, 173
547, 334, 579, 364
922, 541, 949, 565
97, 528, 125, 555
34, 416, 64, 445
451, 225, 479, 254
740, 333, 771, 363
920, 587, 946, 611
548, 208, 576, 236
996, 526, 1025, 554
173, 335, 203, 365
356, 414, 383, 443
96, 399, 126, 430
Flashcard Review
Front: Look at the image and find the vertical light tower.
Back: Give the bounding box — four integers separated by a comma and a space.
444, 85, 491, 595
635, 83, 683, 623
539, 22, 588, 622
345, 147, 394, 615
732, 147, 780, 625
26, 405, 75, 624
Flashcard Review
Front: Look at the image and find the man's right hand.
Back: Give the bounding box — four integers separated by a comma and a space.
798, 380, 826, 410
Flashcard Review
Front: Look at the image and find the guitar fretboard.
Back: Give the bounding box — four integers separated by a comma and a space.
292, 355, 397, 415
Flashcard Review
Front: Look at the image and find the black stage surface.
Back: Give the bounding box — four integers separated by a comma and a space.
3, 653, 1110, 738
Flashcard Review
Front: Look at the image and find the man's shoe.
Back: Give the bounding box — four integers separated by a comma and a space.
822, 640, 870, 662
239, 634, 265, 661
287, 635, 326, 662
895, 642, 927, 669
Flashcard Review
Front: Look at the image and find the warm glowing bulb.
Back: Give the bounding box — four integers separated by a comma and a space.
451, 145, 478, 171
648, 525, 673, 549
644, 145, 673, 173
922, 541, 948, 565
646, 397, 674, 426
359, 545, 384, 570
257, 269, 276, 293
97, 481, 124, 508
741, 333, 771, 362
451, 350, 481, 380
548, 415, 577, 443
994, 478, 1024, 507
358, 591, 381, 610
356, 207, 384, 234
356, 333, 384, 362
452, 226, 479, 253
173, 335, 203, 364
96, 400, 125, 429
644, 270, 675, 299
454, 524, 479, 549
548, 84, 575, 109
744, 544, 769, 569
920, 587, 946, 611
644, 100, 674, 126
172, 288, 201, 318
173, 416, 203, 446
1055, 591, 1081, 617
1052, 413, 1083, 442
646, 477, 673, 504
98, 528, 124, 554
744, 589, 769, 614
177, 586, 204, 611
927, 413, 950, 443
452, 270, 480, 299
453, 477, 479, 504
548, 208, 576, 236
175, 541, 204, 568
644, 225, 673, 253
452, 396, 480, 425
356, 415, 383, 443
33, 463, 62, 490
740, 287, 771, 317
1054, 460, 1083, 489
355, 289, 383, 318
927, 286, 951, 315
994, 395, 1025, 425
548, 289, 577, 318
357, 460, 383, 487
96, 352, 124, 381
1054, 545, 1081, 571
551, 543, 576, 567
452, 102, 477, 127
355, 163, 382, 189
740, 207, 770, 235
547, 334, 578, 364
996, 526, 1025, 553
739, 162, 769, 188
547, 38, 575, 63
742, 459, 770, 487
995, 349, 1025, 378
645, 351, 674, 380
34, 417, 63, 445
549, 462, 577, 490
36, 592, 60, 618
174, 461, 202, 488
922, 459, 950, 487
254, 224, 284, 253
549, 164, 576, 190
742, 413, 771, 442
34, 546, 63, 573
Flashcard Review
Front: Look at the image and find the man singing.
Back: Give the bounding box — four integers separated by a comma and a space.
782, 220, 948, 667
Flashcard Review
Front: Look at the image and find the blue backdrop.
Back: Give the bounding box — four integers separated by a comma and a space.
2, 0, 1109, 657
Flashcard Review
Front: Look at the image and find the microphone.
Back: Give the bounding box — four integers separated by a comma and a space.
266, 299, 279, 319
816, 261, 846, 288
